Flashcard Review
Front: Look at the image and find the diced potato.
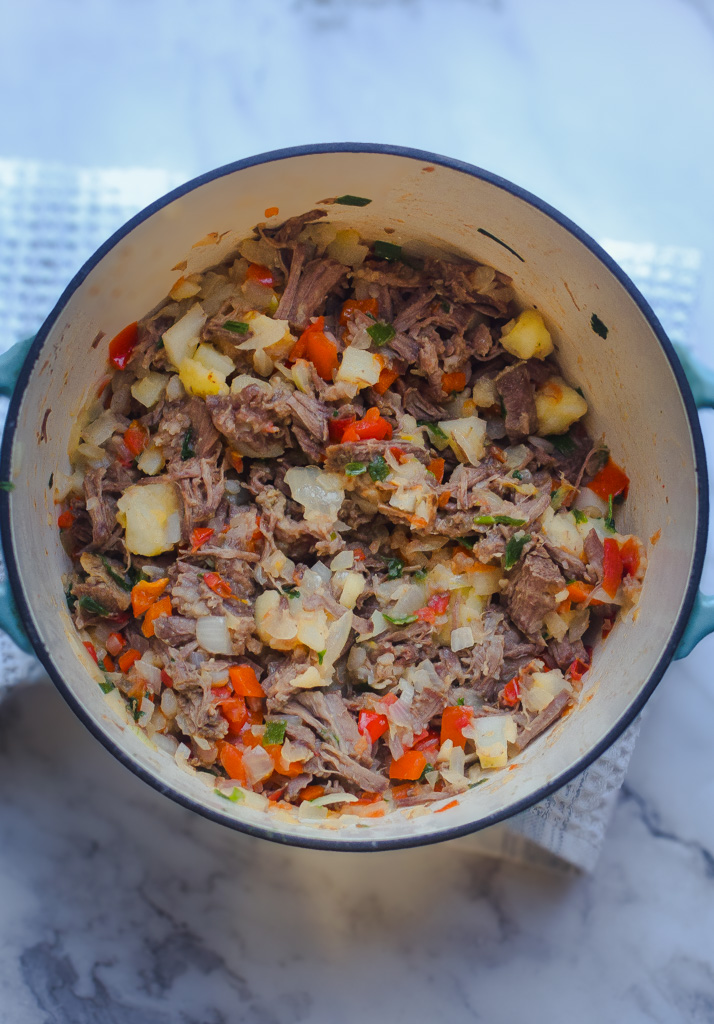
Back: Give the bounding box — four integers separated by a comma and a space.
336, 347, 382, 387
439, 416, 487, 466
464, 564, 504, 597
327, 228, 370, 267
500, 309, 553, 360
541, 507, 585, 557
471, 376, 498, 408
300, 221, 339, 254
522, 668, 570, 714
535, 376, 588, 435
340, 572, 366, 609
163, 303, 206, 368
454, 588, 488, 626
471, 716, 517, 769
291, 666, 328, 689
169, 274, 202, 301
193, 343, 235, 379
543, 609, 571, 642
116, 480, 181, 556
131, 372, 169, 408
136, 443, 166, 476
178, 356, 229, 397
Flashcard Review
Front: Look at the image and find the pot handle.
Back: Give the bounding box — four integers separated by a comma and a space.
673, 345, 714, 659
0, 337, 35, 653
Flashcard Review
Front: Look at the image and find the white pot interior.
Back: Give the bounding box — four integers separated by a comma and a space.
4, 148, 702, 846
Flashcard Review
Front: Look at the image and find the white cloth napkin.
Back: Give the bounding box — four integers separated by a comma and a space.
0, 158, 702, 871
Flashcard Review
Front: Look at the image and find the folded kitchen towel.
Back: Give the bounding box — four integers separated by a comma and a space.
0, 158, 702, 871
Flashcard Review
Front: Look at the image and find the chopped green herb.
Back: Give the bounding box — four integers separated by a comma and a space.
474, 514, 527, 527
127, 564, 149, 586
317, 650, 326, 666
181, 427, 195, 460
156, 336, 164, 349
572, 509, 588, 524
282, 584, 300, 599
224, 320, 250, 334
345, 461, 367, 476
605, 494, 616, 532
65, 585, 76, 612
417, 420, 448, 441
48, 473, 54, 489
127, 696, 144, 722
366, 321, 396, 347
457, 537, 475, 550
368, 455, 390, 482
476, 228, 525, 262
335, 194, 372, 207
101, 556, 132, 592
263, 720, 287, 746
590, 313, 609, 339
511, 470, 523, 480
503, 532, 531, 571
386, 558, 404, 580
499, 396, 506, 418
0, 481, 15, 492
575, 386, 585, 398
550, 487, 567, 511
78, 594, 110, 617
99, 677, 115, 694
419, 762, 434, 782
373, 240, 402, 261
217, 787, 245, 803
412, 568, 428, 582
546, 433, 576, 454
441, 301, 451, 313
468, 778, 487, 789
383, 612, 419, 626
456, 697, 465, 706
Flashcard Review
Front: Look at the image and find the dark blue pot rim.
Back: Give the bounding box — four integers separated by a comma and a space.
0, 142, 707, 852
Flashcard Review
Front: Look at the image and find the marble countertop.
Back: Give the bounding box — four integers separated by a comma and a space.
1, 0, 714, 1021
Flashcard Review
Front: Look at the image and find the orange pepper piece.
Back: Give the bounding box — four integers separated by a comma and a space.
218, 741, 247, 783
373, 366, 399, 395
228, 664, 265, 697
216, 696, 248, 735
298, 784, 326, 803
427, 457, 445, 484
118, 648, 141, 674
141, 595, 171, 638
440, 705, 474, 749
131, 578, 169, 617
389, 749, 427, 781
339, 297, 379, 326
442, 371, 467, 393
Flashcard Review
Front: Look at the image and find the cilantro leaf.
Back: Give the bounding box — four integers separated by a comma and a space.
385, 558, 404, 580
373, 240, 402, 261
368, 455, 390, 482
367, 322, 396, 347
345, 461, 367, 476
503, 533, 531, 571
181, 427, 195, 460
546, 433, 576, 454
335, 195, 372, 206
78, 595, 110, 617
605, 494, 616, 532
263, 720, 287, 746
417, 420, 448, 441
572, 509, 588, 524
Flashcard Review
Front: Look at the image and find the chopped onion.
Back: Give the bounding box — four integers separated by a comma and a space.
336, 347, 382, 387
165, 374, 185, 402
291, 359, 312, 393
195, 615, 233, 655
449, 745, 466, 775
291, 666, 327, 689
310, 560, 332, 584
253, 348, 274, 376
153, 731, 179, 754
81, 409, 122, 447
75, 442, 110, 466
285, 466, 345, 523
135, 658, 162, 690
243, 745, 275, 785
309, 792, 359, 808
298, 801, 329, 821
357, 610, 388, 642
282, 738, 312, 763
323, 609, 353, 665
161, 689, 178, 717
390, 582, 428, 618
163, 303, 206, 368
450, 626, 475, 652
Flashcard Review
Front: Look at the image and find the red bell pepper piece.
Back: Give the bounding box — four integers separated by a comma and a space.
83, 641, 98, 664
123, 420, 149, 457
440, 705, 474, 749
619, 537, 641, 577
341, 407, 392, 443
588, 457, 630, 501
441, 371, 466, 393
57, 510, 75, 530
190, 526, 214, 552
108, 322, 139, 370
329, 416, 356, 443
358, 709, 389, 743
217, 696, 249, 735
245, 263, 274, 288
501, 678, 521, 707
228, 665, 265, 698
203, 571, 233, 599
602, 538, 624, 598
568, 657, 591, 684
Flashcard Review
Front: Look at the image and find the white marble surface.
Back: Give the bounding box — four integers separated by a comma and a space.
1, 0, 714, 1021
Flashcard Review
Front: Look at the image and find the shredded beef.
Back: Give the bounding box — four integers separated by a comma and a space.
504, 551, 565, 639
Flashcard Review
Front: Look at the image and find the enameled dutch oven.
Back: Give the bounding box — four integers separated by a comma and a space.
1, 144, 713, 851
